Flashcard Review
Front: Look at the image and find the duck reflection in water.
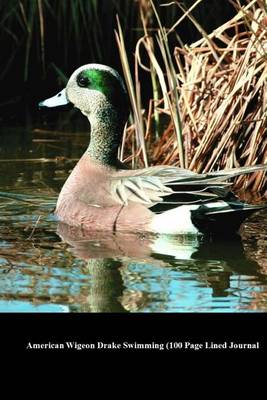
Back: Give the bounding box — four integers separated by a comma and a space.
57, 222, 261, 312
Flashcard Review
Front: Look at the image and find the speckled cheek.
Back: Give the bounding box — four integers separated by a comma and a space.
66, 86, 108, 115
83, 89, 109, 115
66, 84, 84, 107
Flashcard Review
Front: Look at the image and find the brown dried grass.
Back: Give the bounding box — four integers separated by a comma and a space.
117, 0, 267, 195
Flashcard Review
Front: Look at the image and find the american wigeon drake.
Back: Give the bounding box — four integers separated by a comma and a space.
39, 64, 267, 235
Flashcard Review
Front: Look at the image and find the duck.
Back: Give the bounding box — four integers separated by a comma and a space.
39, 63, 267, 236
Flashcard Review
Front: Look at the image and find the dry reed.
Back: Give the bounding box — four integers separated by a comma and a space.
117, 0, 267, 196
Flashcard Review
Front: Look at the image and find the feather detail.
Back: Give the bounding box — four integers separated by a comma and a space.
111, 164, 267, 210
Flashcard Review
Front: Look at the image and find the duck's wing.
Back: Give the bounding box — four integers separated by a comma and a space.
111, 164, 267, 210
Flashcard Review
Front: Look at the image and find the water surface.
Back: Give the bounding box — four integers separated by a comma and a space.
0, 127, 266, 312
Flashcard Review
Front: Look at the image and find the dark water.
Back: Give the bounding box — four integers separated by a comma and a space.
0, 127, 266, 313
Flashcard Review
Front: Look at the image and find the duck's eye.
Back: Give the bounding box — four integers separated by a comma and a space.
77, 74, 90, 88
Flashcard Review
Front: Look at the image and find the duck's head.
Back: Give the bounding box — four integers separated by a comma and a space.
39, 64, 129, 165
39, 64, 130, 165
39, 64, 129, 125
